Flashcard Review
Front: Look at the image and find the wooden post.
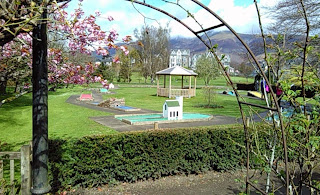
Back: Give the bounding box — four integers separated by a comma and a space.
156, 75, 159, 96
189, 76, 191, 97
154, 122, 159, 129
169, 75, 172, 98
246, 117, 250, 127
21, 145, 32, 195
181, 75, 184, 89
194, 76, 197, 96
10, 159, 14, 195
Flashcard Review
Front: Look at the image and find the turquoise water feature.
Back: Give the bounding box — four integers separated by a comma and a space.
117, 105, 136, 110
115, 113, 212, 125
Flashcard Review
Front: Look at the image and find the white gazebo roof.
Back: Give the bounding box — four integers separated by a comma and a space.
156, 66, 198, 76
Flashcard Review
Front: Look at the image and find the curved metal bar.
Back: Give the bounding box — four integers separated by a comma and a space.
188, 2, 289, 193
125, 0, 289, 193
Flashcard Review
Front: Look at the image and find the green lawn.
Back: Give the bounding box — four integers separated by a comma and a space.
0, 87, 116, 150
1, 77, 263, 150
107, 71, 254, 87
104, 87, 266, 117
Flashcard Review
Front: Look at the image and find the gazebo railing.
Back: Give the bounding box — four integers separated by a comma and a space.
157, 88, 195, 98
157, 88, 169, 97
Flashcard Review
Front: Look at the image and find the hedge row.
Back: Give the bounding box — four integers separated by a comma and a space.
49, 125, 262, 191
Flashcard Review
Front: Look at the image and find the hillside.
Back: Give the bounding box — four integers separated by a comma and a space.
93, 31, 299, 67
169, 31, 264, 66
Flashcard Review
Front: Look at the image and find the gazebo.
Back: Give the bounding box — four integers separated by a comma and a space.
156, 66, 198, 98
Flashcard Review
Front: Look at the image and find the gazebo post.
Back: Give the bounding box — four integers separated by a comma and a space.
157, 75, 159, 96
181, 75, 184, 89
169, 75, 172, 98
189, 76, 191, 98
194, 76, 197, 96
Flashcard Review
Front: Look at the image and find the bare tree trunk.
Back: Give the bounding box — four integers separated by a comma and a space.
0, 76, 7, 95
14, 81, 20, 93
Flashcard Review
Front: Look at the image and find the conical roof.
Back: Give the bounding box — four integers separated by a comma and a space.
156, 66, 198, 76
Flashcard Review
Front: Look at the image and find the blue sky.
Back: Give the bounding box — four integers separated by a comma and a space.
65, 0, 276, 40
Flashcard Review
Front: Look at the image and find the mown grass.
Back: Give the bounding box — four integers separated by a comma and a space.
106, 71, 254, 87
104, 87, 266, 118
1, 75, 260, 150
0, 87, 116, 150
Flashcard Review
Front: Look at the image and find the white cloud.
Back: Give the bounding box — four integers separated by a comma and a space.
66, 0, 277, 39
167, 0, 278, 37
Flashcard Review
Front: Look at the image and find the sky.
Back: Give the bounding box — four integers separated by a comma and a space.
65, 0, 277, 40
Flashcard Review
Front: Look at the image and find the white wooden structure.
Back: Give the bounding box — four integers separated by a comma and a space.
163, 96, 183, 120
156, 66, 197, 98
0, 144, 32, 195
169, 49, 191, 68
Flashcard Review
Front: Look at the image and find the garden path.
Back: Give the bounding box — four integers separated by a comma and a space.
66, 91, 244, 132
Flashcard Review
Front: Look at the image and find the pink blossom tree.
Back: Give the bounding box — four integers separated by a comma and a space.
0, 1, 130, 93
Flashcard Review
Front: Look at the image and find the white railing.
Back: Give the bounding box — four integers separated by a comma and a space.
157, 88, 195, 97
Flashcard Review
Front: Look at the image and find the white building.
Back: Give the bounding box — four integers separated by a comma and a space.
192, 52, 235, 75
220, 54, 234, 74
190, 53, 203, 70
162, 96, 183, 120
169, 49, 191, 68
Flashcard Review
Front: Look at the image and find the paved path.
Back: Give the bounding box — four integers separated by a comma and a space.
66, 91, 259, 132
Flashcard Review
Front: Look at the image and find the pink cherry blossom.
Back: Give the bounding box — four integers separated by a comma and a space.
1, 1, 127, 88
122, 35, 132, 42
107, 16, 114, 21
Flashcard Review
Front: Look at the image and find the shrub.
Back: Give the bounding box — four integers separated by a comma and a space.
49, 125, 258, 191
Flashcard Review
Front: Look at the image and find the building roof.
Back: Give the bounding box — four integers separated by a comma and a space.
165, 100, 180, 107
156, 66, 198, 76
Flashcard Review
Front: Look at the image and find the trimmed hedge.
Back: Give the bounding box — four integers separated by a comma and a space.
49, 126, 249, 191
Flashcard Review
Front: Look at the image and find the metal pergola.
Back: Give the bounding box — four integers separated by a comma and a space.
3, 0, 288, 194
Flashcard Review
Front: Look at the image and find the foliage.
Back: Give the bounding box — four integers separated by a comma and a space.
195, 54, 220, 86
0, 1, 131, 93
251, 0, 320, 194
0, 34, 32, 94
49, 126, 249, 191
134, 25, 170, 83
267, 0, 320, 35
94, 61, 116, 83
202, 86, 217, 107
238, 63, 254, 81
115, 46, 141, 83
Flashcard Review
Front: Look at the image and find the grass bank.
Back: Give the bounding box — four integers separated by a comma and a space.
0, 87, 116, 150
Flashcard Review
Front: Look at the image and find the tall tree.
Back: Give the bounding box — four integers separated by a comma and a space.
134, 25, 170, 83
238, 62, 254, 82
116, 46, 141, 83
267, 0, 320, 35
195, 53, 220, 86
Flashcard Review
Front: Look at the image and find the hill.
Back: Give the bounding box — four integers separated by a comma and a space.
169, 31, 264, 66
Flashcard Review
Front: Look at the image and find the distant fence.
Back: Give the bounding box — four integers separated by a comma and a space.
236, 83, 255, 91
0, 144, 32, 195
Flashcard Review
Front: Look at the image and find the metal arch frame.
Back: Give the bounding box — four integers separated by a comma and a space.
25, 0, 289, 194
126, 0, 289, 194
